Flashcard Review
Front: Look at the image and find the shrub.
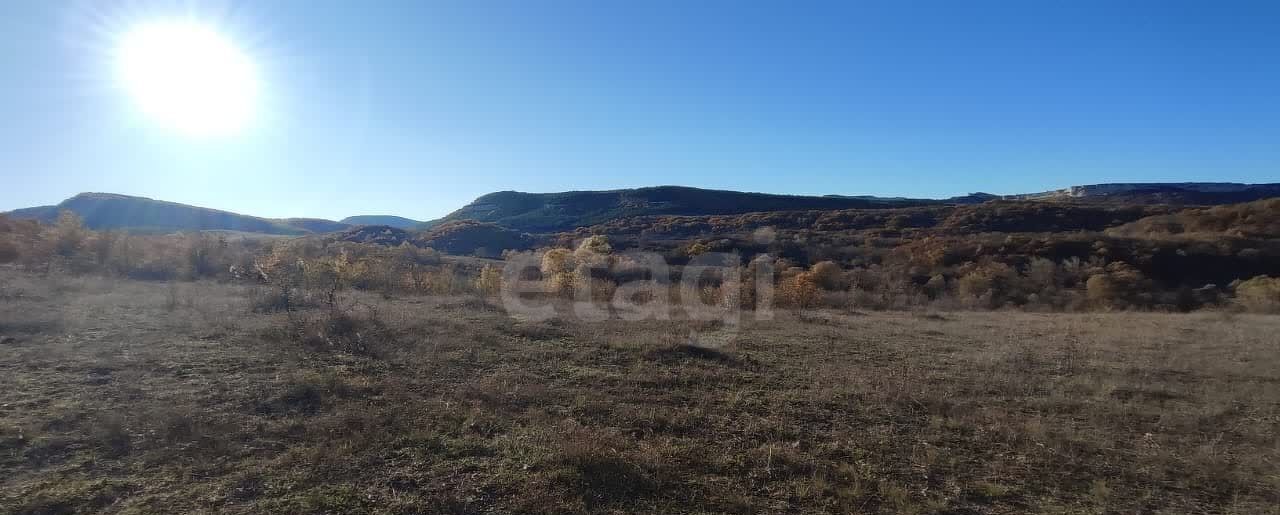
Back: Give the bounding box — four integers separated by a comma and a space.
684, 241, 713, 256
418, 266, 470, 295
248, 286, 319, 313
1086, 274, 1118, 308
1234, 276, 1280, 313
52, 211, 87, 258
86, 231, 118, 267
733, 256, 775, 310
1086, 262, 1150, 309
1025, 257, 1059, 291
542, 272, 574, 298
778, 272, 820, 309
575, 235, 612, 258
923, 274, 947, 298
274, 304, 397, 357
474, 264, 502, 295
956, 262, 1006, 299
579, 277, 618, 303
847, 266, 882, 292
809, 261, 844, 290
541, 248, 575, 276
541, 248, 577, 297
184, 234, 229, 278
0, 237, 18, 264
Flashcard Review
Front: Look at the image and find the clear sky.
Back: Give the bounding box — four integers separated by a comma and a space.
2, 0, 1277, 220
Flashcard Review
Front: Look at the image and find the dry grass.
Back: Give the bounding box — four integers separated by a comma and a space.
1, 268, 1277, 514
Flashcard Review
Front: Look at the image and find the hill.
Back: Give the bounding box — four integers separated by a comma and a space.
339, 215, 423, 229
4, 193, 307, 235
279, 218, 351, 233
440, 183, 1280, 234
2, 193, 364, 235
415, 220, 534, 257
439, 186, 940, 233
5, 205, 59, 222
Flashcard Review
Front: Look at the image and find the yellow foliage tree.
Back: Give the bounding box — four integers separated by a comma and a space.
475, 264, 502, 295
1085, 274, 1117, 308
1235, 275, 1280, 313
541, 248, 577, 296
574, 235, 612, 258
778, 272, 820, 309
53, 210, 87, 258
684, 241, 712, 256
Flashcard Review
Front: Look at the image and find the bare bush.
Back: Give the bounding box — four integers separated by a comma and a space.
809, 261, 844, 290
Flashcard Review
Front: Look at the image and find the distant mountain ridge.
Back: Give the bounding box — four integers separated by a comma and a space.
6, 193, 310, 235
2, 193, 440, 235
5, 183, 1278, 236
339, 215, 422, 229
438, 183, 1280, 233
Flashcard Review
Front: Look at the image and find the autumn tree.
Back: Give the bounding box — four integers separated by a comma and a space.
52, 210, 87, 258
1234, 275, 1280, 313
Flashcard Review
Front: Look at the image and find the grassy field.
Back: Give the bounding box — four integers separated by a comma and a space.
0, 269, 1277, 514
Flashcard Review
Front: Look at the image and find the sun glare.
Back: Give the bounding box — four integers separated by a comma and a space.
115, 21, 257, 136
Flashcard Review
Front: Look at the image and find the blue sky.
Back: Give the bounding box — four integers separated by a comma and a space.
2, 0, 1277, 220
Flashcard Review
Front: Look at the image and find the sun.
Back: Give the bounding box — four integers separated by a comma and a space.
114, 21, 257, 136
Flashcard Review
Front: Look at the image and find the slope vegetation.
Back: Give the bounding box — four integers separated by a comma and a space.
415, 220, 534, 257
1107, 198, 1280, 239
